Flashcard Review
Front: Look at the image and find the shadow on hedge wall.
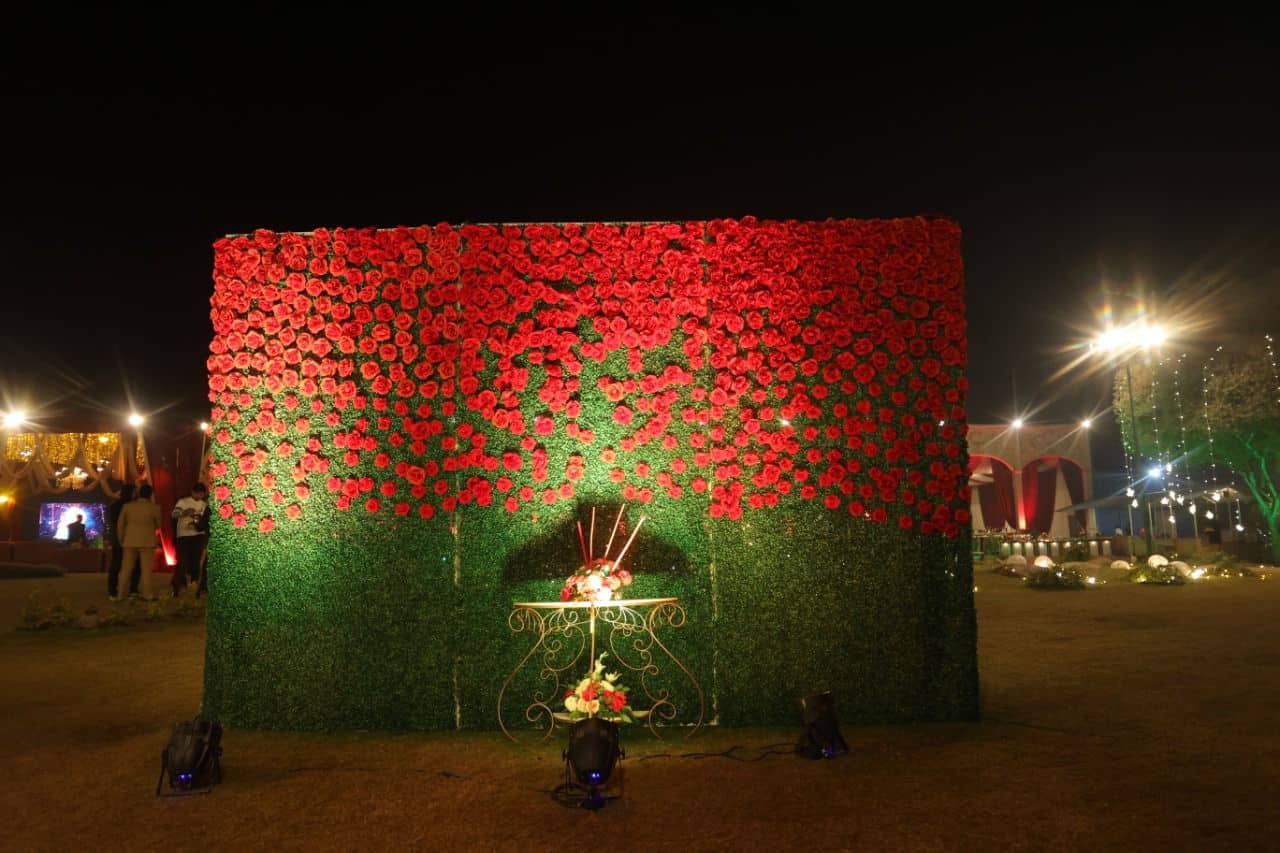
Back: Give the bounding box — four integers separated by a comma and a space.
500, 502, 692, 587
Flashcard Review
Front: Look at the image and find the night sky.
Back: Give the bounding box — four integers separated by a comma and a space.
3, 12, 1278, 477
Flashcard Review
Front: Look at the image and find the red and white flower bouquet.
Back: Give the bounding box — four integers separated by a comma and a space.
562, 654, 637, 723
560, 506, 645, 603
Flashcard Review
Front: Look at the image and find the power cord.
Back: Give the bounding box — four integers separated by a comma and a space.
635, 742, 796, 762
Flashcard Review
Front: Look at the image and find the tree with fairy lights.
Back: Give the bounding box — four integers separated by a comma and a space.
1114, 340, 1280, 561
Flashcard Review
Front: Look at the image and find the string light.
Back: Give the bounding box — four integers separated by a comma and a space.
1149, 356, 1171, 536
1173, 352, 1195, 518
1202, 349, 1221, 524
1266, 334, 1280, 405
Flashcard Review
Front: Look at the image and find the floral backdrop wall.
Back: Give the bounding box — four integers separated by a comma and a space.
203, 217, 978, 731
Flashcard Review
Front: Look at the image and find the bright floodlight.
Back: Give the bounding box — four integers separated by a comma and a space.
1011, 418, 1024, 430
1090, 328, 1126, 353
1147, 466, 1163, 479
1134, 323, 1169, 349
2, 409, 26, 430
128, 413, 145, 428
1090, 321, 1169, 355
1080, 418, 1092, 429
200, 421, 210, 432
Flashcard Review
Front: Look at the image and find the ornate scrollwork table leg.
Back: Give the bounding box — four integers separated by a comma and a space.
498, 606, 588, 741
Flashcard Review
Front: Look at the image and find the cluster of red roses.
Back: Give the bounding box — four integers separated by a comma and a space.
209, 218, 970, 537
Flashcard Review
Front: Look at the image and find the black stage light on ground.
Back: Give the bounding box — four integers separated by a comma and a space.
561, 717, 623, 810
795, 692, 849, 759
156, 719, 223, 797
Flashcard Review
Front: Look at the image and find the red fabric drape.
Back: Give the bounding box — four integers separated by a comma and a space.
977, 484, 1004, 530
989, 459, 1017, 530
1021, 463, 1059, 534
1059, 460, 1087, 532
151, 461, 177, 571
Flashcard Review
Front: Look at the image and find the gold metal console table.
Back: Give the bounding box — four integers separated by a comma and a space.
497, 597, 704, 741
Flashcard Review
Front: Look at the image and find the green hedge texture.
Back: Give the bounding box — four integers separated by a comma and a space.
204, 491, 977, 730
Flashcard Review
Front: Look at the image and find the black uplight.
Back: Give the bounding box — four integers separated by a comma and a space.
156, 719, 223, 797
795, 692, 848, 760
563, 717, 622, 809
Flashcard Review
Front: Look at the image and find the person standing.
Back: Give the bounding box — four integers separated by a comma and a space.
171, 483, 209, 596
106, 483, 137, 599
116, 484, 163, 601
66, 514, 87, 547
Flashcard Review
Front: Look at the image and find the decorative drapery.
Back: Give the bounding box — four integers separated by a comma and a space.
0, 431, 142, 498
989, 457, 1017, 530
1059, 459, 1087, 532
970, 455, 1016, 530
1021, 461, 1059, 534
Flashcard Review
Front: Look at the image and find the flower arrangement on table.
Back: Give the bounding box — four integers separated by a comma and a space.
560, 506, 646, 603
562, 653, 638, 723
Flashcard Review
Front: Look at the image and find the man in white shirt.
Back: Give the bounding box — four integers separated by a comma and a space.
171, 483, 209, 597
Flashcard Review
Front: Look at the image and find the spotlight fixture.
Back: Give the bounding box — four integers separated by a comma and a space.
128, 413, 145, 428
1011, 418, 1023, 430
1080, 418, 1091, 429
200, 421, 210, 432
156, 719, 223, 797
2, 409, 25, 430
562, 717, 622, 810
1147, 466, 1163, 480
795, 692, 848, 760
1126, 488, 1135, 498
1205, 510, 1215, 520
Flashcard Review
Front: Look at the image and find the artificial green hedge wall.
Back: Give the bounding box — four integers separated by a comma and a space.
204, 491, 976, 730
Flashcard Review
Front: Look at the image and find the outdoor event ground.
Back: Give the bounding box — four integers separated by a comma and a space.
2, 563, 1278, 852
